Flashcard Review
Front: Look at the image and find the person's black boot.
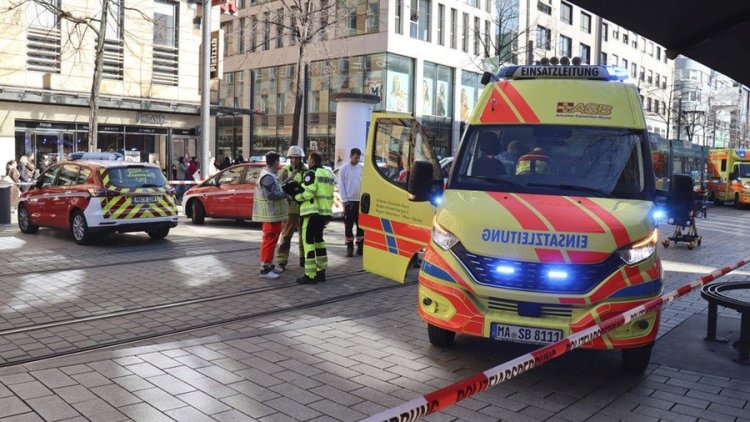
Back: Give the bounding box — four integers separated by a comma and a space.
299, 257, 305, 267
346, 243, 354, 257
296, 275, 316, 284
315, 270, 326, 282
356, 242, 363, 256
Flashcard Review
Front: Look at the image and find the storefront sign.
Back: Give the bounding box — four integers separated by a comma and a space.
136, 112, 165, 125
124, 150, 141, 162
99, 125, 124, 132
210, 30, 223, 80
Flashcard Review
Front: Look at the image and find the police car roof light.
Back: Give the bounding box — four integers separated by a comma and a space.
495, 65, 629, 82
70, 152, 124, 161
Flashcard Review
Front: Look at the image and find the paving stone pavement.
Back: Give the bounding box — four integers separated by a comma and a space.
0, 207, 748, 421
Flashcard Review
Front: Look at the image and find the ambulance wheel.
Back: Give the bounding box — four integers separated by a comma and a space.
147, 228, 170, 240
622, 343, 653, 374
17, 205, 39, 234
71, 211, 94, 245
190, 200, 205, 225
428, 324, 455, 348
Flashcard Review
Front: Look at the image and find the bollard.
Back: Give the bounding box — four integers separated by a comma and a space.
0, 181, 10, 224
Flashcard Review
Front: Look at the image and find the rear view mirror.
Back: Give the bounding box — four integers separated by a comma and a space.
408, 161, 433, 202
480, 71, 493, 86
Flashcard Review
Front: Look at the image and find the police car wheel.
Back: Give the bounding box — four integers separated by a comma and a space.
147, 228, 170, 240
621, 343, 653, 374
18, 205, 39, 234
71, 211, 93, 245
191, 200, 205, 225
427, 324, 456, 348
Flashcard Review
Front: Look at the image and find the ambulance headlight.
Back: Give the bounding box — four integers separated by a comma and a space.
618, 229, 658, 265
432, 222, 458, 251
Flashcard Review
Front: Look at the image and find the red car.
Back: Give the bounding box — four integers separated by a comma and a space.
182, 163, 265, 224
18, 158, 178, 244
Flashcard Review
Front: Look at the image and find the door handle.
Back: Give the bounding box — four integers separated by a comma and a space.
361, 193, 370, 214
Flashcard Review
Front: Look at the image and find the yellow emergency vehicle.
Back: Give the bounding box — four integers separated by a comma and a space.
706, 148, 750, 208
360, 64, 663, 373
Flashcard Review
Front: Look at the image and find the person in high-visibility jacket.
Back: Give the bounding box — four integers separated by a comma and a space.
276, 145, 307, 271
515, 146, 550, 175
252, 152, 289, 279
294, 152, 335, 284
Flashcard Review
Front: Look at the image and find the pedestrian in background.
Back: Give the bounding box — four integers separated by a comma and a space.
294, 152, 335, 284
186, 156, 198, 181
18, 156, 33, 192
253, 151, 289, 279
176, 157, 188, 198
338, 147, 364, 257
4, 160, 20, 209
276, 146, 307, 271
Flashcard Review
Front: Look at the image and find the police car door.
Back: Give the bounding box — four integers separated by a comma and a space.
360, 114, 441, 283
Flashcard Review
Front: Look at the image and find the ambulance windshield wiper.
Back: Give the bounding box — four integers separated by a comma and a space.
526, 183, 612, 197
471, 176, 523, 190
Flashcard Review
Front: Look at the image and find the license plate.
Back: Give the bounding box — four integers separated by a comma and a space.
132, 196, 157, 204
492, 323, 563, 345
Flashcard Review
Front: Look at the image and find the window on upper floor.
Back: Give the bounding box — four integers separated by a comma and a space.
437, 4, 445, 45
537, 0, 551, 15
415, 0, 432, 42
102, 0, 124, 80
559, 35, 572, 58
656, 46, 661, 60
450, 8, 457, 49
263, 12, 270, 50
276, 9, 283, 48
560, 1, 572, 24
473, 16, 480, 55
221, 21, 233, 56
647, 70, 653, 85
602, 22, 608, 41
600, 52, 607, 65
153, 0, 179, 86
395, 0, 403, 34
579, 43, 590, 63
580, 12, 591, 33
26, 0, 62, 73
536, 25, 551, 50
623, 32, 629, 44
462, 12, 469, 52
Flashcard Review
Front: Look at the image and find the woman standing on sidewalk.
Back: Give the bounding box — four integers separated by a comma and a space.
4, 160, 21, 210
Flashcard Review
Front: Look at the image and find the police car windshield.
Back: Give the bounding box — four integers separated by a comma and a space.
451, 125, 650, 200
107, 166, 167, 189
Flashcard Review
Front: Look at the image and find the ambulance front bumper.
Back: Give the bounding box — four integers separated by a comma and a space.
417, 243, 662, 350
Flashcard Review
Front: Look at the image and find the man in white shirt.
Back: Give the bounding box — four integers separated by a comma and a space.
338, 148, 364, 257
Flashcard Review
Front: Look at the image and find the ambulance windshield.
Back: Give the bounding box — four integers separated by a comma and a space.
737, 163, 750, 178
451, 125, 651, 200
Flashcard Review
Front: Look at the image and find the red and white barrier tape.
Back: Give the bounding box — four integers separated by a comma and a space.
364, 256, 750, 422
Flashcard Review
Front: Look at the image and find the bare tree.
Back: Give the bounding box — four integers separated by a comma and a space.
3, 0, 151, 151
237, 0, 352, 147
476, 0, 526, 69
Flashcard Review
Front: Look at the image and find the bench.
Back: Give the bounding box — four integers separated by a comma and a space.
701, 281, 750, 364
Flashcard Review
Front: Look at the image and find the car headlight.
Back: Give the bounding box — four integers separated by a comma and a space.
432, 221, 458, 251
618, 229, 658, 265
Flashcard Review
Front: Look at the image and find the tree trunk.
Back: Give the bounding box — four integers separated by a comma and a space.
291, 40, 305, 149
88, 0, 109, 152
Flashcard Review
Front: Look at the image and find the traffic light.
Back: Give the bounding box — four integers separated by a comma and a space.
211, 0, 238, 15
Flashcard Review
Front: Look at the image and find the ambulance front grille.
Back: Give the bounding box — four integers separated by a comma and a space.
479, 297, 574, 317
452, 243, 623, 294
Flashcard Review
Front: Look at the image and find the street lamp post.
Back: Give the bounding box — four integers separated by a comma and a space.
201, 0, 212, 178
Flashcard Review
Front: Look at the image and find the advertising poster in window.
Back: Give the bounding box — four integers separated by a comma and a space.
386, 71, 409, 112
367, 70, 383, 100
459, 85, 476, 122
421, 77, 434, 115
435, 80, 449, 117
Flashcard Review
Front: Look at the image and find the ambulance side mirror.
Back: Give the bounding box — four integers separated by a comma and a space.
408, 161, 433, 202
481, 71, 493, 86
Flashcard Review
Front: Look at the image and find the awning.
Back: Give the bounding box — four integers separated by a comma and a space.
567, 0, 750, 86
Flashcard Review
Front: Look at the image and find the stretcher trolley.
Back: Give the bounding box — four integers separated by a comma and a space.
662, 174, 705, 249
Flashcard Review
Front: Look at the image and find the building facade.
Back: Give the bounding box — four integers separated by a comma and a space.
0, 0, 209, 176
218, 0, 495, 165
519, 0, 674, 138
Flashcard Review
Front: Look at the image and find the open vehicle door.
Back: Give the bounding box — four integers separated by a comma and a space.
360, 113, 442, 283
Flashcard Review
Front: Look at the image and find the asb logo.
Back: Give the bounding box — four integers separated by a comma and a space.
556, 102, 613, 116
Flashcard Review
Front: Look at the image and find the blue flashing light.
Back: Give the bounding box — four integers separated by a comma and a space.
547, 270, 569, 280
495, 265, 516, 275
652, 209, 666, 220
606, 66, 629, 81
432, 195, 443, 206
496, 64, 628, 82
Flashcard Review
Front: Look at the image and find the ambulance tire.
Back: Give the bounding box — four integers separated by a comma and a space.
190, 200, 205, 224
621, 343, 653, 374
17, 205, 39, 234
428, 324, 456, 347
147, 228, 170, 240
71, 211, 94, 245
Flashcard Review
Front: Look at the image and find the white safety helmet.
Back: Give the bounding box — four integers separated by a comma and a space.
286, 145, 304, 158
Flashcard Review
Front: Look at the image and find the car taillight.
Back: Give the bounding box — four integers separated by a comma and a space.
88, 188, 107, 197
